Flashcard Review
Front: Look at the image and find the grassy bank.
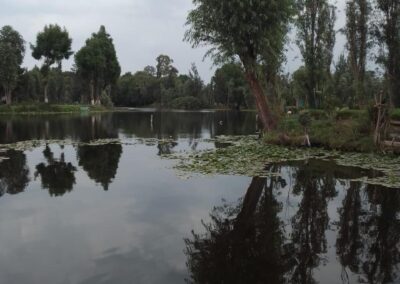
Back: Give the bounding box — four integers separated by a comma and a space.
0, 104, 109, 115
265, 109, 400, 152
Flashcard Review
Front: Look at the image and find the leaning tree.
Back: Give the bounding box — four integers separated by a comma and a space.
185, 0, 293, 131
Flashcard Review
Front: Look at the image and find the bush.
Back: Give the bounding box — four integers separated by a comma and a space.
336, 109, 367, 120
100, 91, 114, 108
169, 96, 203, 110
390, 109, 400, 120
298, 113, 312, 129
300, 109, 329, 120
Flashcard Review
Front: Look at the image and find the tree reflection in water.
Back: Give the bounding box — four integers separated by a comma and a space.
337, 183, 400, 283
185, 172, 292, 284
290, 161, 338, 284
77, 143, 122, 191
185, 163, 400, 284
0, 150, 30, 196
35, 145, 77, 197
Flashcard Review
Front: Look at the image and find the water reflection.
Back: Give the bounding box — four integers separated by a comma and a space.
0, 112, 398, 283
338, 183, 400, 283
185, 175, 291, 284
0, 111, 257, 144
77, 144, 122, 191
185, 164, 400, 284
35, 145, 77, 197
0, 150, 30, 196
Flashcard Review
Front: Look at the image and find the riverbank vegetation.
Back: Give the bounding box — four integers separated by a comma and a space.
0, 103, 106, 114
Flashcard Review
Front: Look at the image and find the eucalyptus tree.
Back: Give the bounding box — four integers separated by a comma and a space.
345, 0, 370, 105
185, 0, 293, 131
75, 26, 121, 105
156, 55, 175, 78
0, 26, 25, 105
373, 0, 400, 107
295, 0, 336, 108
143, 65, 156, 77
31, 24, 73, 103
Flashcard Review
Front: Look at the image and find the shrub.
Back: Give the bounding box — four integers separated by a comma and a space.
336, 109, 367, 120
390, 109, 400, 120
169, 96, 203, 110
300, 109, 328, 120
100, 91, 114, 108
298, 113, 312, 129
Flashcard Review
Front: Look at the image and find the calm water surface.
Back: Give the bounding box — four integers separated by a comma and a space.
0, 111, 399, 284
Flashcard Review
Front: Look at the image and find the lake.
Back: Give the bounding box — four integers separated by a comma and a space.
0, 111, 399, 284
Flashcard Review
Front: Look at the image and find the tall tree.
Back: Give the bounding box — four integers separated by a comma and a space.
296, 0, 336, 108
0, 26, 25, 105
75, 26, 121, 105
185, 0, 293, 131
374, 0, 400, 107
345, 0, 370, 105
212, 63, 250, 109
155, 55, 175, 78
31, 24, 72, 103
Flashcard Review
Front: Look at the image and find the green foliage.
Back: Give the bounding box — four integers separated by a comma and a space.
267, 113, 374, 152
100, 91, 114, 108
156, 55, 176, 78
74, 26, 121, 105
185, 0, 293, 67
309, 119, 374, 152
298, 113, 312, 129
300, 109, 329, 120
114, 71, 158, 107
113, 55, 210, 109
295, 0, 336, 108
390, 109, 400, 120
185, 0, 293, 129
212, 63, 251, 109
374, 0, 400, 107
30, 24, 72, 103
0, 103, 108, 114
169, 96, 203, 110
31, 24, 72, 67
336, 109, 367, 120
0, 26, 25, 104
345, 0, 370, 104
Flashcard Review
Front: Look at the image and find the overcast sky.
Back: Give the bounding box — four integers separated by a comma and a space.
0, 0, 348, 82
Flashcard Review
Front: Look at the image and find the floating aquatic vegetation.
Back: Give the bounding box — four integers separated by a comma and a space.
165, 135, 400, 189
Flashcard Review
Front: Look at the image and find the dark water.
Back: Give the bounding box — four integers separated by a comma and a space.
0, 111, 398, 284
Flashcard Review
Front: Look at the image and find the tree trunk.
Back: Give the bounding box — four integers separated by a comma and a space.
234, 177, 266, 237
5, 88, 11, 105
44, 83, 49, 104
90, 80, 95, 105
244, 70, 277, 131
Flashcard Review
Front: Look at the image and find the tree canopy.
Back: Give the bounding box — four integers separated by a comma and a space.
0, 25, 25, 104
295, 0, 336, 108
185, 0, 293, 130
31, 24, 72, 103
31, 24, 72, 68
74, 26, 121, 105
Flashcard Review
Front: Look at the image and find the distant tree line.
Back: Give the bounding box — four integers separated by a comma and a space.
0, 23, 251, 110
0, 0, 399, 115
